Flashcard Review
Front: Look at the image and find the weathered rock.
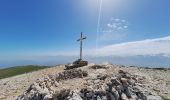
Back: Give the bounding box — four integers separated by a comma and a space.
147, 95, 163, 100
108, 92, 116, 100
97, 74, 108, 80
43, 94, 52, 100
124, 87, 132, 98
94, 79, 100, 84
86, 91, 94, 98
111, 77, 121, 86
121, 78, 128, 83
121, 93, 129, 100
91, 65, 107, 69
16, 65, 165, 100
111, 89, 119, 100
127, 79, 136, 86
115, 85, 123, 93
136, 91, 147, 100
101, 96, 107, 100
52, 89, 71, 99
119, 70, 126, 74
97, 95, 102, 100
69, 92, 82, 100
106, 82, 113, 92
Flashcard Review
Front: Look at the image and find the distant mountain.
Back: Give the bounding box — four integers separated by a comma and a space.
0, 54, 169, 68
87, 54, 170, 68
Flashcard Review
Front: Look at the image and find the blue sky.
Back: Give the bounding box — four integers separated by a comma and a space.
0, 0, 170, 67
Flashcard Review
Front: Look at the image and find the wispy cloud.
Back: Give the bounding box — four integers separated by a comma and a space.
99, 17, 128, 41
86, 36, 170, 57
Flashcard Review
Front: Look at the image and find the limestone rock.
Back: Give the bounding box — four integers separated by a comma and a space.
147, 95, 163, 100
16, 64, 166, 100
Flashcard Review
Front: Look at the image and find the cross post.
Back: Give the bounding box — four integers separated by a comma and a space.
77, 32, 86, 60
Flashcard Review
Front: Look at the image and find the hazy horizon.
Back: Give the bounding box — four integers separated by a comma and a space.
1, 54, 170, 68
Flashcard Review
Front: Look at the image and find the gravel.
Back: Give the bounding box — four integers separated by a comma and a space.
0, 64, 170, 100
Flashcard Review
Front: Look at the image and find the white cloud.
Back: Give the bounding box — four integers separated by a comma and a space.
123, 26, 128, 29
114, 18, 120, 22
117, 27, 123, 30
105, 18, 128, 31
99, 18, 128, 41
86, 36, 170, 57
107, 23, 117, 28
121, 19, 126, 23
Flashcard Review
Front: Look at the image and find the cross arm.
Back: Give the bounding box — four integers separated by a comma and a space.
82, 37, 87, 40
77, 37, 86, 41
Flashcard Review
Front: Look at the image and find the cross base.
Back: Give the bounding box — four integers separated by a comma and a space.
65, 59, 88, 70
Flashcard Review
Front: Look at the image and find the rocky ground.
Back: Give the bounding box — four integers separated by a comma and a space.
0, 64, 170, 100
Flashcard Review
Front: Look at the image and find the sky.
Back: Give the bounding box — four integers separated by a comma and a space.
0, 0, 170, 67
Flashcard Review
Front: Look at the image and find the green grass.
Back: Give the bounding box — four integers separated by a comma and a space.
0, 65, 48, 79
160, 95, 169, 100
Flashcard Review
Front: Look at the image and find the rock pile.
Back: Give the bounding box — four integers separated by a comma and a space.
104, 70, 148, 100
16, 69, 88, 100
76, 70, 162, 100
16, 65, 163, 100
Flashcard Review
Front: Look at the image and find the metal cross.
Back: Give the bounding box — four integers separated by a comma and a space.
77, 32, 86, 60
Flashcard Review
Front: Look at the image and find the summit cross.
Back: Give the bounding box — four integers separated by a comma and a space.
77, 32, 86, 60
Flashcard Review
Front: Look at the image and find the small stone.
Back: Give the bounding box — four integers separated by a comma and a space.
147, 95, 162, 100
115, 85, 123, 93
106, 82, 113, 92
121, 78, 128, 83
105, 86, 110, 92
54, 81, 59, 87
94, 80, 100, 84
86, 91, 93, 98
121, 78, 129, 87
43, 94, 52, 100
101, 96, 107, 100
108, 92, 116, 100
112, 90, 119, 100
82, 71, 88, 77
79, 92, 84, 98
111, 77, 121, 85
3, 83, 7, 85
119, 70, 126, 74
46, 81, 52, 88
41, 87, 50, 96
69, 92, 82, 100
136, 92, 147, 100
124, 87, 132, 98
97, 74, 107, 80
44, 77, 49, 82
121, 93, 129, 100
97, 95, 102, 100
131, 94, 138, 100
127, 79, 135, 86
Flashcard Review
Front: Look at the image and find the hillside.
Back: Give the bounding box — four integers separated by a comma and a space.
0, 64, 170, 100
0, 65, 48, 79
